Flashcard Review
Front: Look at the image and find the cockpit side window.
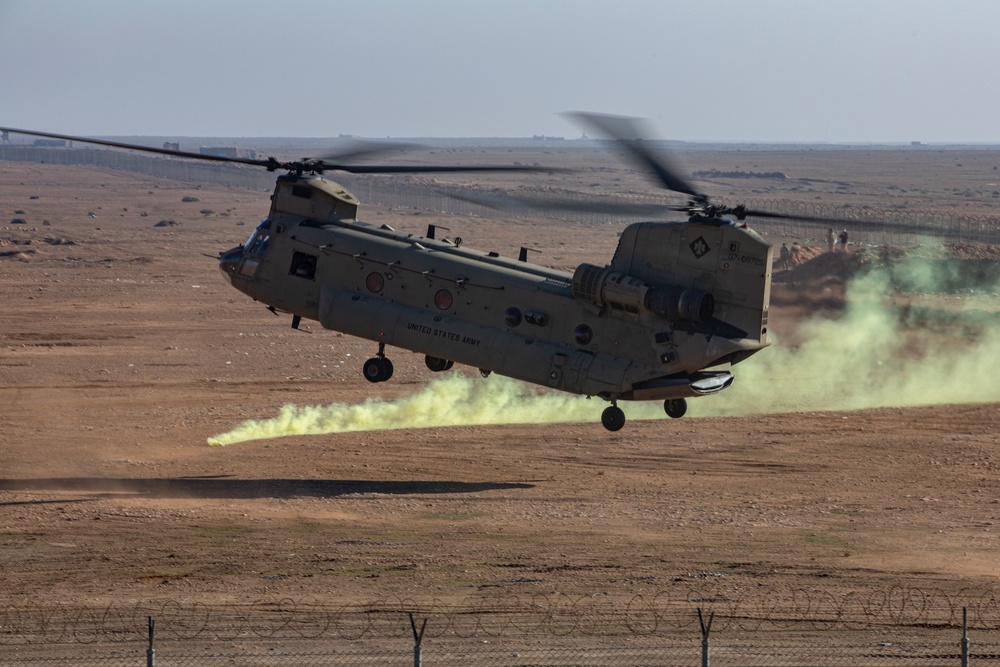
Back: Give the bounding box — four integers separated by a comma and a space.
249, 233, 270, 257
244, 219, 272, 259
244, 218, 272, 248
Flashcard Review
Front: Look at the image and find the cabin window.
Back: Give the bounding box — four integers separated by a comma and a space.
366, 272, 385, 293
504, 307, 522, 327
434, 289, 453, 310
289, 251, 317, 280
574, 324, 593, 345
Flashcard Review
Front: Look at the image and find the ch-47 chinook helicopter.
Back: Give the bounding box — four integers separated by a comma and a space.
1, 115, 832, 431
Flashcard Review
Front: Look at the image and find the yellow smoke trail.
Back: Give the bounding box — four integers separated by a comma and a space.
207, 373, 648, 446
208, 253, 1000, 446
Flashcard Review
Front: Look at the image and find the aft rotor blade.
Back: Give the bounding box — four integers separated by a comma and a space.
737, 207, 863, 225
565, 112, 702, 198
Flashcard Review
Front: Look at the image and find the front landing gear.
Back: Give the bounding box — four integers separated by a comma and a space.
664, 398, 687, 419
601, 403, 626, 432
363, 343, 394, 383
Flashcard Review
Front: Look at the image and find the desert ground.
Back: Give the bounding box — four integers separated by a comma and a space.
2, 145, 1000, 646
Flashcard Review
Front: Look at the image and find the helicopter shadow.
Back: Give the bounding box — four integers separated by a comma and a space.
0, 476, 535, 504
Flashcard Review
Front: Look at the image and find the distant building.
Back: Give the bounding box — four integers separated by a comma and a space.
200, 146, 238, 158
163, 142, 180, 151
33, 139, 66, 147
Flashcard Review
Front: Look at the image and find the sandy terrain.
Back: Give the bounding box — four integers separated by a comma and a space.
2, 149, 1000, 643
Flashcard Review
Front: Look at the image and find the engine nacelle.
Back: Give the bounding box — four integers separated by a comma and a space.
646, 284, 714, 324
572, 263, 713, 323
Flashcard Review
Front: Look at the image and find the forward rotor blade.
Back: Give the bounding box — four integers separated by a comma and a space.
565, 112, 702, 198
306, 141, 420, 164
2, 127, 554, 176
450, 190, 671, 217
0, 127, 275, 168
321, 164, 553, 175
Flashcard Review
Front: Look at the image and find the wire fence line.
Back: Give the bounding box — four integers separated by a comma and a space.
5, 642, 996, 667
3, 146, 999, 246
2, 610, 999, 667
5, 587, 1000, 645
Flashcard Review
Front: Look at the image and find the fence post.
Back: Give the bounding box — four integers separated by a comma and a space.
698, 608, 714, 667
962, 606, 970, 667
146, 617, 155, 667
409, 612, 427, 667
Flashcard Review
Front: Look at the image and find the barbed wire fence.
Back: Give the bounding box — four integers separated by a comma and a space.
7, 586, 1000, 644
0, 591, 1000, 667
2, 146, 999, 247
3, 588, 1000, 666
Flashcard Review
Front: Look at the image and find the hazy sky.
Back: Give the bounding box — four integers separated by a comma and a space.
3, 0, 999, 143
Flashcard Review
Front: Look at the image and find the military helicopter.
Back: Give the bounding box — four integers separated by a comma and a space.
0, 116, 828, 431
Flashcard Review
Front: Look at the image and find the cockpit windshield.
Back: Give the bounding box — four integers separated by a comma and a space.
244, 218, 272, 258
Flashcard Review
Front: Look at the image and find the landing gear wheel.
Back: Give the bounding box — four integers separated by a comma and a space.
601, 405, 626, 432
363, 357, 392, 383
424, 355, 454, 372
479, 369, 492, 378
664, 398, 688, 419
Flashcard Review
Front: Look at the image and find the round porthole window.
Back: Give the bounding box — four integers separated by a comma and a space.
574, 324, 594, 345
366, 272, 385, 293
434, 289, 453, 310
504, 306, 522, 327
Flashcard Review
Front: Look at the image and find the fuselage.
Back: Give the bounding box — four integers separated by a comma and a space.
220, 174, 773, 402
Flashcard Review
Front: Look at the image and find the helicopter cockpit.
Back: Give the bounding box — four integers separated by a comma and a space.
219, 218, 271, 283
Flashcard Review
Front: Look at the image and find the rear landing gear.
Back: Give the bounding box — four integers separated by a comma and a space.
598, 397, 688, 430
601, 403, 626, 432
664, 398, 687, 419
425, 355, 455, 372
363, 343, 394, 383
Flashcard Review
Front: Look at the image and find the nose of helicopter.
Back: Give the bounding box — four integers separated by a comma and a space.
218, 246, 243, 284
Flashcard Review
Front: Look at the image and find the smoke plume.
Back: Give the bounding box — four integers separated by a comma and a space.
207, 373, 643, 446
208, 252, 1000, 446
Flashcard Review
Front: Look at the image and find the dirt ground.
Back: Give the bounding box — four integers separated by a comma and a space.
2, 149, 1000, 637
